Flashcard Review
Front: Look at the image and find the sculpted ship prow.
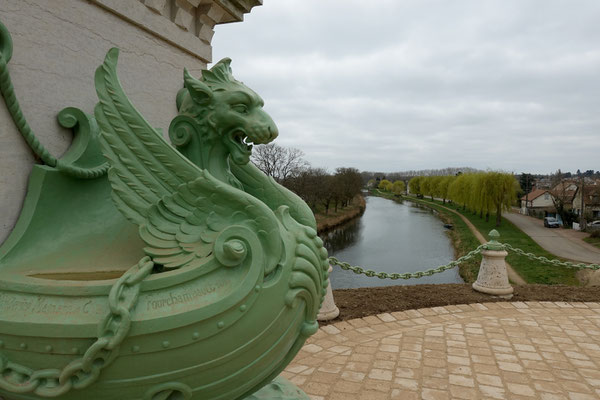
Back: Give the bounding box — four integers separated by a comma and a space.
0, 28, 328, 400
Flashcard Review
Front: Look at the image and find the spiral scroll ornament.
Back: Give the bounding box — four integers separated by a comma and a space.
214, 225, 258, 268
168, 115, 197, 147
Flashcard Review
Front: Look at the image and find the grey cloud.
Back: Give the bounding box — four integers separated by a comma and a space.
213, 0, 600, 174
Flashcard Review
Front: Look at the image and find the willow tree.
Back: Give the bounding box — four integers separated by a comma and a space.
436, 175, 455, 204
448, 173, 470, 210
408, 176, 423, 196
485, 172, 518, 226
479, 173, 496, 222
392, 180, 406, 195
471, 172, 488, 218
378, 179, 393, 191
421, 177, 434, 200
463, 173, 481, 213
430, 176, 443, 201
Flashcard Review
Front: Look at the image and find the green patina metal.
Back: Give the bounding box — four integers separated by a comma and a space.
0, 23, 108, 179
246, 377, 310, 400
0, 20, 328, 400
329, 245, 485, 279
483, 229, 504, 251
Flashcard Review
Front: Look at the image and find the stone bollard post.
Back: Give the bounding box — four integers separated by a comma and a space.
318, 266, 340, 321
472, 230, 513, 298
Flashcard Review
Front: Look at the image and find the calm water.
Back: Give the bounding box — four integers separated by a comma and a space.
321, 195, 461, 289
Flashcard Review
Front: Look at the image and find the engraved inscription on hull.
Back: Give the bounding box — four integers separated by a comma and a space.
0, 293, 105, 318
145, 281, 228, 311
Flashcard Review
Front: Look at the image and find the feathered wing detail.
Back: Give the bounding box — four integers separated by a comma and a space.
95, 48, 197, 225
94, 48, 282, 271
141, 171, 283, 272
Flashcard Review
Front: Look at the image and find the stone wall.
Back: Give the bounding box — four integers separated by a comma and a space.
0, 0, 260, 244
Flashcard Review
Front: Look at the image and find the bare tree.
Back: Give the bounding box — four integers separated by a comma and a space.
550, 170, 577, 227
333, 167, 363, 211
284, 168, 330, 211
251, 143, 309, 182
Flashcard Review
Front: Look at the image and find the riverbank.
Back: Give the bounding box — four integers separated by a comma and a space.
406, 196, 526, 285
314, 195, 366, 234
373, 190, 580, 285
371, 190, 482, 282
409, 196, 579, 285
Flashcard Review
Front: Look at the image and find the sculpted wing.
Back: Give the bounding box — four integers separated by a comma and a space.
94, 48, 282, 271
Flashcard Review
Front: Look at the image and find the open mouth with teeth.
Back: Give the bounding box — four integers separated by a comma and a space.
232, 131, 254, 154
226, 130, 256, 165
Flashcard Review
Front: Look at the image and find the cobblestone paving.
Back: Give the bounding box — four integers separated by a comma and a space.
283, 302, 600, 400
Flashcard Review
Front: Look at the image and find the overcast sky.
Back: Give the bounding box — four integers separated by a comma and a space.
212, 1, 600, 175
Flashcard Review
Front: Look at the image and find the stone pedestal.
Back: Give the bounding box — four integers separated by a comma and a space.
317, 266, 340, 321
472, 249, 513, 298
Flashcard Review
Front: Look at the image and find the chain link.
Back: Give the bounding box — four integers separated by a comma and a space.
330, 242, 600, 281
0, 256, 154, 397
503, 243, 600, 271
329, 245, 485, 280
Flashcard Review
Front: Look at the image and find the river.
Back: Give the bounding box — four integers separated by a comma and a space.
321, 195, 462, 289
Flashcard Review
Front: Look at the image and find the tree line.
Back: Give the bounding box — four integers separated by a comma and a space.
251, 144, 519, 225
407, 172, 519, 226
375, 179, 406, 195
361, 167, 480, 185
284, 168, 363, 215
252, 143, 363, 215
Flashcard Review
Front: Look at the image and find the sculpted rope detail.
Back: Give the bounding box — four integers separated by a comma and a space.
328, 245, 485, 280
0, 257, 153, 397
0, 24, 108, 179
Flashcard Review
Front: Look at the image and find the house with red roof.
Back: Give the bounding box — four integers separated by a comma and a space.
520, 188, 555, 215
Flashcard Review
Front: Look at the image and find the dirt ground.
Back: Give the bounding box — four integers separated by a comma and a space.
327, 283, 600, 323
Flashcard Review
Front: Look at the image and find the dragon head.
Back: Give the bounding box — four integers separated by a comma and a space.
170, 58, 278, 167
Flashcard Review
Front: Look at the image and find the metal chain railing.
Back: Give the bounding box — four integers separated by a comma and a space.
503, 243, 600, 271
0, 257, 154, 397
329, 242, 600, 280
328, 245, 485, 280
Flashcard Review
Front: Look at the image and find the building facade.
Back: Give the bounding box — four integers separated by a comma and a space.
0, 0, 262, 244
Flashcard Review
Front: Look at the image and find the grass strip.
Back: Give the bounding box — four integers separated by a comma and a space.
409, 196, 579, 285
584, 237, 600, 250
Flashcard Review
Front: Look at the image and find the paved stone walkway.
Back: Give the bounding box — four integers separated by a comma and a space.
283, 302, 600, 400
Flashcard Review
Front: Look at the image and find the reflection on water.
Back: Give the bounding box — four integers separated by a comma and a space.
321, 217, 362, 254
320, 195, 462, 289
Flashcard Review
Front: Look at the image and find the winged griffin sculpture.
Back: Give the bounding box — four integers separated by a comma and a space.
0, 16, 329, 398
93, 48, 329, 399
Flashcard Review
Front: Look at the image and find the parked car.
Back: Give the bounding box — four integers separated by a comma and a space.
544, 217, 560, 228
589, 220, 600, 227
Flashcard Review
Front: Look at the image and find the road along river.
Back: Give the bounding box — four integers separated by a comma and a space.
321, 195, 462, 289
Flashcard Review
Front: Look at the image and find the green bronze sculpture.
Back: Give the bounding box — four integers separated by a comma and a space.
0, 19, 328, 400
